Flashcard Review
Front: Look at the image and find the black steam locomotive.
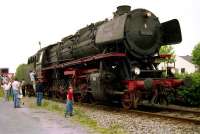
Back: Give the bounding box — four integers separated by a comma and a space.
28, 5, 182, 109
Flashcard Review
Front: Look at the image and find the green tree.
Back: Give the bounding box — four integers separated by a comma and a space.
15, 64, 27, 80
159, 45, 175, 63
159, 45, 175, 55
15, 63, 33, 83
192, 42, 200, 70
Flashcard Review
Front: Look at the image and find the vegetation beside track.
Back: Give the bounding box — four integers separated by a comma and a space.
0, 87, 3, 100
0, 87, 3, 97
24, 97, 126, 134
177, 72, 200, 106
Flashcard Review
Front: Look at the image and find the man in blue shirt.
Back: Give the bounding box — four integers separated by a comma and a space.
35, 79, 45, 106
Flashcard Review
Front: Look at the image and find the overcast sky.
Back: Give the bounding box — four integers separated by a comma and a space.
0, 0, 199, 73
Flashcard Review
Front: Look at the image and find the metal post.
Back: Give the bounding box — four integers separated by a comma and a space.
39, 41, 41, 49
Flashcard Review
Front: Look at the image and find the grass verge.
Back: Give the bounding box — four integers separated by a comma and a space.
0, 87, 3, 97
24, 97, 126, 134
0, 87, 3, 101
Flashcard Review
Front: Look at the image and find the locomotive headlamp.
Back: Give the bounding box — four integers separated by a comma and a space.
170, 68, 176, 74
112, 65, 116, 69
134, 67, 141, 75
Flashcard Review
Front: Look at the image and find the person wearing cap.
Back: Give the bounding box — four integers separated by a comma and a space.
35, 78, 45, 106
65, 85, 74, 117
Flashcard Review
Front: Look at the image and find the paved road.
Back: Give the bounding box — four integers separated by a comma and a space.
0, 101, 90, 134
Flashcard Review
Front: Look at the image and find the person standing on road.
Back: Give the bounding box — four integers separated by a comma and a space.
21, 79, 26, 97
2, 75, 9, 84
0, 74, 3, 85
12, 78, 21, 108
65, 85, 74, 117
35, 78, 45, 106
1, 81, 11, 101
18, 81, 24, 105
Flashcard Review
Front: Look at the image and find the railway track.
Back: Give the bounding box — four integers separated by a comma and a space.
77, 102, 200, 124
43, 95, 200, 124
128, 103, 200, 124
128, 108, 200, 125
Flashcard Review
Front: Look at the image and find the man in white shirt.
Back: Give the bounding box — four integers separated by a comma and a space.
2, 75, 9, 84
29, 71, 36, 91
1, 81, 11, 101
12, 79, 20, 108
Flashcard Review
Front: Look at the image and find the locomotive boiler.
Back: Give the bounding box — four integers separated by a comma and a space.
28, 5, 182, 109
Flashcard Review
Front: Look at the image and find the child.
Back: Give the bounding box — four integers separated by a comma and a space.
65, 85, 74, 117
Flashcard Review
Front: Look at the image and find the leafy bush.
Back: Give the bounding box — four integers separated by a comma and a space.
178, 72, 200, 106
192, 42, 200, 69
175, 72, 190, 79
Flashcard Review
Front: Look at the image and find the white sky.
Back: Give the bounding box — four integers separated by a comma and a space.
0, 0, 199, 73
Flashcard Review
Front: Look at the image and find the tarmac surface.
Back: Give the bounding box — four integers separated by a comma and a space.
0, 100, 90, 134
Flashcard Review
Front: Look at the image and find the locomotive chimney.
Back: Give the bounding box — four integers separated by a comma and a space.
114, 5, 131, 16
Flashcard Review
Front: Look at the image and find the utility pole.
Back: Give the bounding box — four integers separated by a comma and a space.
39, 41, 41, 49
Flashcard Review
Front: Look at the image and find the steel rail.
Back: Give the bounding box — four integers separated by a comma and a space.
140, 103, 200, 114
76, 103, 200, 124
127, 109, 200, 124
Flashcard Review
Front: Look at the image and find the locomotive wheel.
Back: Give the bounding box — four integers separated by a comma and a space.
132, 90, 141, 109
75, 92, 95, 104
121, 90, 141, 109
151, 87, 169, 105
152, 95, 168, 105
122, 91, 133, 109
77, 94, 83, 102
85, 92, 95, 104
74, 93, 83, 103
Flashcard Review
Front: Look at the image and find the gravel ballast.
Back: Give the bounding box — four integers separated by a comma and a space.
76, 105, 200, 134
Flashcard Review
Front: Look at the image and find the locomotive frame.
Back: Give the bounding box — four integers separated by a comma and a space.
27, 5, 183, 109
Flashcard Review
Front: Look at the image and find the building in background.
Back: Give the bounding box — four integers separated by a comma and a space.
175, 55, 198, 74
0, 68, 9, 75
0, 68, 14, 79
158, 55, 198, 74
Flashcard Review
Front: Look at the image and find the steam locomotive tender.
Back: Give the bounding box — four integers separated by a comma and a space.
28, 5, 182, 109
